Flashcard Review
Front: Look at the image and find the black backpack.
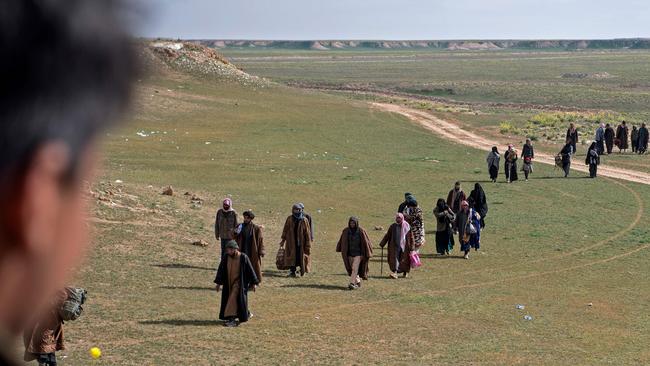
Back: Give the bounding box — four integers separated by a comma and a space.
59, 287, 87, 321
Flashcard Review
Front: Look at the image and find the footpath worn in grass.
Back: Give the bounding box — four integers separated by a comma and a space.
63, 75, 650, 365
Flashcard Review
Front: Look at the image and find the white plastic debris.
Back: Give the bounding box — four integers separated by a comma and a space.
516, 304, 525, 310
205, 142, 211, 145
523, 315, 533, 321
115, 180, 123, 184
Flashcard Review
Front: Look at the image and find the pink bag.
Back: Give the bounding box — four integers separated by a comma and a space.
409, 251, 422, 268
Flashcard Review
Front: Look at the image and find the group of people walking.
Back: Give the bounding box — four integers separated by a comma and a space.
595, 121, 649, 155
486, 139, 535, 183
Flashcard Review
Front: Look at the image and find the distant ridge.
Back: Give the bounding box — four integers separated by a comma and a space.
188, 39, 650, 51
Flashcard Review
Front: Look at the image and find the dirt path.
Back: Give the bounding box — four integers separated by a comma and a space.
373, 102, 650, 185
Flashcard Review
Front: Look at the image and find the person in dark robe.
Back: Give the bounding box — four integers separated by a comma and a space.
336, 217, 373, 290
456, 201, 481, 259
595, 123, 605, 155
446, 182, 466, 233
214, 241, 259, 327
279, 204, 312, 277
504, 145, 519, 183
566, 123, 579, 154
397, 192, 415, 213
616, 121, 629, 153
433, 199, 455, 255
379, 213, 415, 279
486, 146, 500, 182
585, 142, 600, 178
638, 123, 649, 154
559, 139, 573, 177
469, 183, 488, 228
235, 211, 265, 282
604, 123, 615, 154
521, 138, 535, 181
215, 198, 238, 260
631, 125, 639, 153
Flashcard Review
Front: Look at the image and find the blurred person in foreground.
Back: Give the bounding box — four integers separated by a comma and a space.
0, 0, 137, 364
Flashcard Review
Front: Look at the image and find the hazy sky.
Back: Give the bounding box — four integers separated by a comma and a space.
135, 0, 650, 40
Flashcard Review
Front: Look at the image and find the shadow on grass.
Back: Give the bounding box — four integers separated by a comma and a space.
263, 270, 290, 278
139, 319, 222, 327
153, 263, 215, 271
161, 286, 215, 291
281, 283, 347, 291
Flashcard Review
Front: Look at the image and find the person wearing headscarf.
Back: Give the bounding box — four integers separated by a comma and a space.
631, 125, 639, 153
402, 198, 425, 252
559, 139, 573, 178
638, 123, 649, 154
279, 204, 313, 277
296, 202, 314, 241
486, 146, 500, 182
456, 200, 481, 259
433, 199, 455, 255
585, 142, 600, 178
23, 290, 67, 366
214, 241, 259, 327
616, 121, 629, 152
521, 138, 534, 181
235, 211, 265, 282
398, 192, 415, 213
604, 123, 615, 154
595, 123, 605, 155
336, 217, 373, 290
566, 123, 579, 154
446, 182, 466, 233
215, 198, 239, 259
504, 144, 519, 183
468, 183, 488, 228
379, 213, 415, 279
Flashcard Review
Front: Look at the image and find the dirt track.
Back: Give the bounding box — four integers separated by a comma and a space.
373, 102, 650, 185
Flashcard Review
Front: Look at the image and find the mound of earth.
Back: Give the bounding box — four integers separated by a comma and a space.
562, 72, 613, 79
447, 41, 502, 51
142, 40, 268, 87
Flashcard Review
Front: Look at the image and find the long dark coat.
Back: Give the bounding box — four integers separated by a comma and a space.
235, 223, 265, 282
336, 227, 373, 280
379, 224, 415, 273
281, 216, 312, 275
214, 253, 259, 322
616, 125, 629, 149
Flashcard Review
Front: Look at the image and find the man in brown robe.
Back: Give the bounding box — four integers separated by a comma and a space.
215, 241, 259, 327
215, 198, 238, 259
336, 217, 373, 290
446, 182, 466, 233
379, 213, 415, 279
279, 204, 313, 277
235, 211, 265, 282
23, 290, 67, 366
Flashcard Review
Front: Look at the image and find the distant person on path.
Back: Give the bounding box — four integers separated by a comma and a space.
469, 183, 488, 229
336, 217, 373, 290
566, 123, 579, 154
215, 198, 238, 258
235, 211, 265, 282
23, 290, 67, 366
457, 201, 481, 259
486, 146, 501, 182
279, 204, 312, 277
521, 138, 535, 181
616, 121, 629, 153
595, 123, 605, 155
402, 198, 425, 252
379, 213, 415, 279
559, 139, 573, 177
214, 241, 259, 327
398, 192, 415, 213
585, 142, 600, 178
631, 125, 639, 153
638, 123, 649, 154
433, 199, 455, 255
605, 123, 615, 154
504, 145, 519, 183
447, 182, 466, 233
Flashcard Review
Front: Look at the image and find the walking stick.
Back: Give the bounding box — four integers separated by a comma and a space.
380, 246, 384, 275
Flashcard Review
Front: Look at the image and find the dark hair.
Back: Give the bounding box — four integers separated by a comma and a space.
0, 0, 138, 189
243, 211, 255, 219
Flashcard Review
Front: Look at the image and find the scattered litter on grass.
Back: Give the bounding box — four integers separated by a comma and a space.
136, 131, 149, 137
523, 315, 533, 321
516, 304, 525, 310
587, 302, 593, 307
192, 240, 208, 247
314, 314, 321, 320
115, 180, 123, 184
374, 226, 384, 231
205, 142, 211, 145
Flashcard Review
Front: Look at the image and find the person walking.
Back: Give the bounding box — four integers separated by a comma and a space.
214, 241, 259, 327
616, 121, 629, 153
468, 183, 488, 229
23, 290, 67, 366
235, 211, 265, 283
631, 125, 639, 153
215, 198, 238, 259
486, 147, 501, 182
456, 201, 481, 259
504, 145, 519, 183
335, 217, 373, 290
433, 199, 455, 255
638, 123, 649, 154
595, 123, 605, 155
446, 182, 466, 233
379, 213, 415, 279
566, 123, 579, 154
605, 123, 615, 154
585, 142, 600, 178
559, 139, 573, 177
402, 198, 425, 252
521, 138, 534, 181
279, 204, 313, 277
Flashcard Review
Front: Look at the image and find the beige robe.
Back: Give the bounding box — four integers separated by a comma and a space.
224, 252, 241, 317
